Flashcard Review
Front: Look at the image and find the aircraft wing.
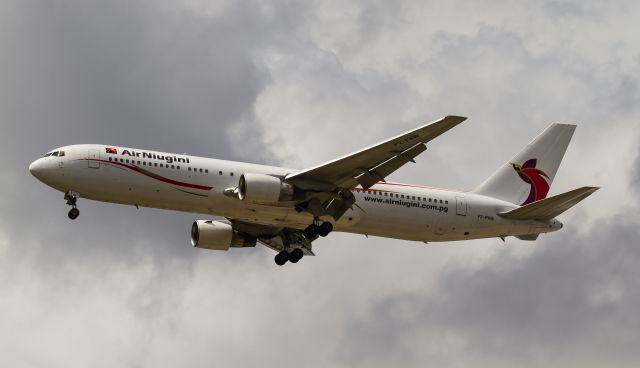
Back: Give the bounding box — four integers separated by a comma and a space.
285, 115, 467, 191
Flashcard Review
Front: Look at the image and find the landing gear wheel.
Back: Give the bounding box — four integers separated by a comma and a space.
318, 222, 333, 237
303, 224, 319, 239
274, 250, 289, 266
68, 207, 80, 220
289, 248, 304, 263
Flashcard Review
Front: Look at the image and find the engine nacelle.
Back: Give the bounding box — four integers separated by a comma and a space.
237, 173, 294, 203
190, 220, 256, 250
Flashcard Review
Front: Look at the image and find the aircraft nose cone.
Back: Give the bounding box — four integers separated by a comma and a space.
29, 158, 47, 180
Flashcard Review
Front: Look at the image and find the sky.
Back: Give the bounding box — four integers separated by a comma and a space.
1, 0, 639, 367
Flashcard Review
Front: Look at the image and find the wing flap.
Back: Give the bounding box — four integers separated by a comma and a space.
350, 143, 427, 189
498, 186, 599, 220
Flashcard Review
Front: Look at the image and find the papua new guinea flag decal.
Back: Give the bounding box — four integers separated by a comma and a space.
510, 158, 550, 205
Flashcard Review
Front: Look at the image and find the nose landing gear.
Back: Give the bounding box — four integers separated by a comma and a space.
65, 191, 80, 220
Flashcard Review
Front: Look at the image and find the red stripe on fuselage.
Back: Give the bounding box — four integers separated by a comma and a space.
79, 159, 213, 191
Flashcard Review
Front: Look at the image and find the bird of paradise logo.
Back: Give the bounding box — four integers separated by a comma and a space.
510, 159, 550, 205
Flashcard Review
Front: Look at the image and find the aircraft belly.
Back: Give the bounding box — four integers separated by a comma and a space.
231, 203, 296, 228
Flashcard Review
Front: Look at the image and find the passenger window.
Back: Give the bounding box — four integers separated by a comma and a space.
230, 172, 234, 176
401, 195, 405, 199
108, 157, 112, 161
445, 200, 448, 204
171, 165, 175, 169
177, 166, 180, 170
188, 167, 191, 171
412, 196, 415, 200
205, 169, 208, 173
154, 163, 158, 167
219, 171, 222, 175
142, 162, 146, 165
137, 161, 141, 165
429, 198, 432, 202
160, 164, 163, 168
440, 200, 443, 203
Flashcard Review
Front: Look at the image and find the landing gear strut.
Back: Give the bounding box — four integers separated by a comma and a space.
274, 248, 305, 266
303, 219, 333, 239
65, 191, 80, 220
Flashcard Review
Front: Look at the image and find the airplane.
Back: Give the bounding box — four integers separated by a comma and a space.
29, 116, 598, 266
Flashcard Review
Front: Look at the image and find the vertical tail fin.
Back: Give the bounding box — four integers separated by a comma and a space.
473, 123, 576, 205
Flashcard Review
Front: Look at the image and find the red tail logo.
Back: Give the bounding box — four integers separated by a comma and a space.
511, 159, 549, 205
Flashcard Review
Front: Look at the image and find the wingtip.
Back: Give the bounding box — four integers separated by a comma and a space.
444, 115, 468, 123
551, 122, 578, 129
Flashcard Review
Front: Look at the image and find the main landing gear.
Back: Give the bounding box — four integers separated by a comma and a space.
65, 191, 80, 220
275, 248, 304, 266
273, 220, 333, 266
303, 220, 333, 239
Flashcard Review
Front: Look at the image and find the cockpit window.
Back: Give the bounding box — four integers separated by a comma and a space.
44, 151, 65, 157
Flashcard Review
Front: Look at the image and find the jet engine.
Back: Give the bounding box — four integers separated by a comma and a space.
237, 173, 295, 203
190, 220, 256, 250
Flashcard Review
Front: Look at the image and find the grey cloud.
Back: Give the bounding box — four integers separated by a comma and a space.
633, 147, 640, 192
338, 220, 640, 367
542, 0, 598, 19
1, 0, 274, 158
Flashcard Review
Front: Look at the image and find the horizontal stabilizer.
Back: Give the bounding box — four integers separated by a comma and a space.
498, 186, 599, 221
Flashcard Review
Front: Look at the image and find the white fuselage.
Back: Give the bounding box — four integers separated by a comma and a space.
29, 144, 562, 242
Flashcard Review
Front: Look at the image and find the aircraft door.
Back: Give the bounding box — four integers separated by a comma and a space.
456, 196, 467, 216
88, 149, 100, 169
